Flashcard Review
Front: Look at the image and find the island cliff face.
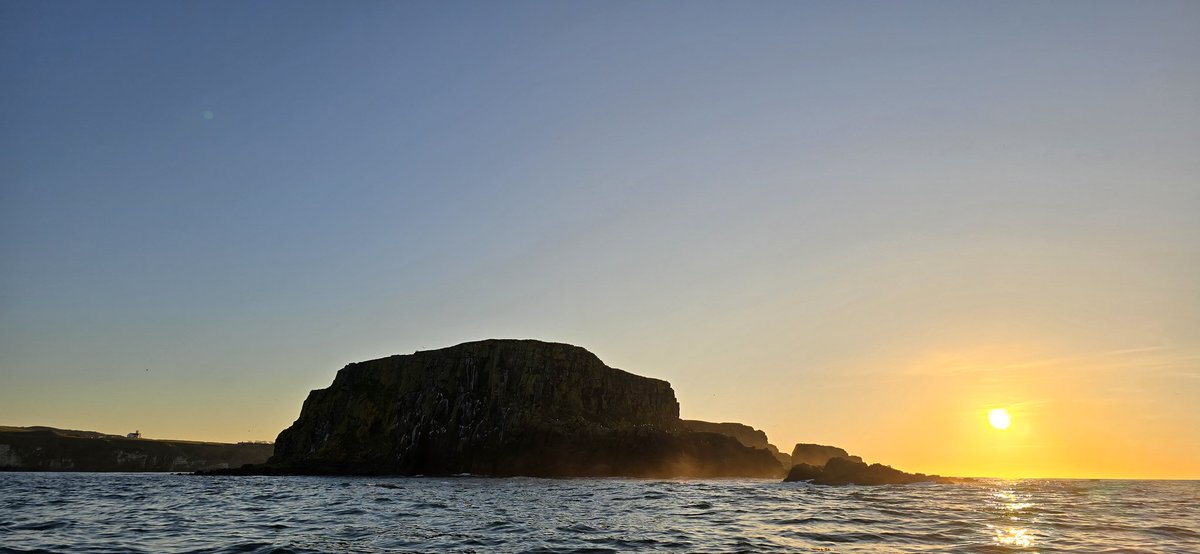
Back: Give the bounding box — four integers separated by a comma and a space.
268, 340, 781, 477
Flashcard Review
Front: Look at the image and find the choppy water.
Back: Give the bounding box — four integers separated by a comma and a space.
1, 473, 1197, 553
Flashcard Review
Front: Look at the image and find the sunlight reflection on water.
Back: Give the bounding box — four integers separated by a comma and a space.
993, 526, 1034, 547
989, 485, 1037, 549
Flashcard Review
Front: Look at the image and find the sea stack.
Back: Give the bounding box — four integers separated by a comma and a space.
263, 339, 782, 477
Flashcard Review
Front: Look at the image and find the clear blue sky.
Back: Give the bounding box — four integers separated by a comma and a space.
2, 1, 1198, 477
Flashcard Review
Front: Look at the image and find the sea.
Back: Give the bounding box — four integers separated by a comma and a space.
1, 473, 1197, 553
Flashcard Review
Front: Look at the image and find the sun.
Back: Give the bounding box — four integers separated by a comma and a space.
988, 408, 1012, 430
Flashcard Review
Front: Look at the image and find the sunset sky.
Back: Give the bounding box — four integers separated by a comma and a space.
2, 1, 1197, 479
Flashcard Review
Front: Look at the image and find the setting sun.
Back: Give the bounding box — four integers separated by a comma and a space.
988, 408, 1012, 430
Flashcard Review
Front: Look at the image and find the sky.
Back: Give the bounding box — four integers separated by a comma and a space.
2, 1, 1198, 479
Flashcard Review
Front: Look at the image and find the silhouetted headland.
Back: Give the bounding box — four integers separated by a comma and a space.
0, 426, 272, 472
211, 340, 782, 477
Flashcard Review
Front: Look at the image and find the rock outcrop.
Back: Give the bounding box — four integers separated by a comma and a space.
259, 340, 781, 477
783, 456, 954, 486
790, 443, 863, 467
681, 420, 791, 468
0, 426, 272, 472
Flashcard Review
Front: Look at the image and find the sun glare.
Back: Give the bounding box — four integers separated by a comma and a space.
988, 408, 1012, 430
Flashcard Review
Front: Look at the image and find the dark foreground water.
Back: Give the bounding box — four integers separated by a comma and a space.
1, 473, 1197, 553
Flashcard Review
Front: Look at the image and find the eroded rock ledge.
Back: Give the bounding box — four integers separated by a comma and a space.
681, 420, 792, 468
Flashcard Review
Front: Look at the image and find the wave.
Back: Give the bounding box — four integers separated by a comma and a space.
1, 474, 1197, 552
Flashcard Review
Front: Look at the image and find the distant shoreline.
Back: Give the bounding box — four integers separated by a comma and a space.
0, 426, 272, 472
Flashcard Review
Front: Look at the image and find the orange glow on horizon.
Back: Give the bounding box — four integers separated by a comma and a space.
737, 342, 1200, 481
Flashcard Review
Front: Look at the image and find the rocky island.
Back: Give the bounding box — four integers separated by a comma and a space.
782, 443, 956, 485
235, 339, 782, 477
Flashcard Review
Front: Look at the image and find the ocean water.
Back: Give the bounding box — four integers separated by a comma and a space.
1, 473, 1196, 553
